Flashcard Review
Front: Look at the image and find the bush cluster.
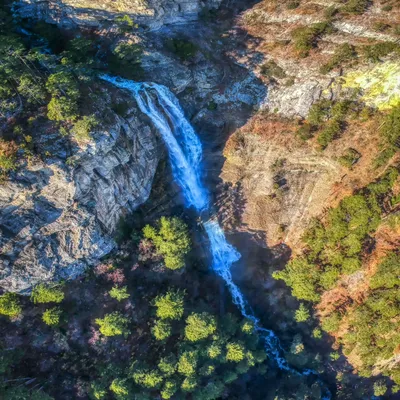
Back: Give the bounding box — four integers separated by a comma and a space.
31, 283, 65, 304
166, 38, 198, 60
320, 44, 357, 74
344, 253, 400, 381
341, 0, 369, 14
143, 217, 191, 270
273, 168, 399, 302
0, 293, 22, 318
298, 99, 355, 148
291, 22, 333, 57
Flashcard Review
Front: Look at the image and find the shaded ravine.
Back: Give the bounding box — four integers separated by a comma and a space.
100, 75, 331, 398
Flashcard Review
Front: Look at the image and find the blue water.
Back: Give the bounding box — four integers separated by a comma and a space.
100, 74, 331, 399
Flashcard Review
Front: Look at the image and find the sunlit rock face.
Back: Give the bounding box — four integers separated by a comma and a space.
14, 0, 222, 28
0, 95, 160, 294
343, 62, 400, 111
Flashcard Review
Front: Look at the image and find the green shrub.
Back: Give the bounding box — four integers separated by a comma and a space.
369, 252, 400, 290
71, 115, 98, 142
161, 379, 178, 399
108, 42, 143, 79
46, 71, 80, 121
115, 15, 137, 33
296, 123, 315, 141
143, 217, 191, 270
132, 366, 164, 389
153, 290, 185, 320
111, 101, 130, 117
193, 381, 224, 400
109, 286, 130, 301
31, 284, 64, 304
17, 74, 46, 104
373, 380, 387, 396
90, 381, 107, 399
223, 370, 238, 384
312, 328, 322, 339
64, 37, 96, 63
362, 42, 399, 63
273, 257, 320, 302
0, 140, 18, 176
260, 60, 286, 79
324, 6, 338, 18
373, 146, 396, 168
294, 303, 310, 322
320, 44, 357, 74
158, 354, 177, 376
341, 0, 369, 14
151, 320, 172, 341
342, 257, 361, 274
343, 252, 400, 379
338, 148, 361, 168
241, 320, 255, 334
226, 342, 246, 362
95, 312, 129, 337
181, 376, 198, 392
380, 106, 400, 147
166, 38, 197, 60
392, 384, 400, 393
47, 96, 78, 122
110, 378, 130, 398
178, 351, 198, 376
287, 1, 300, 9
0, 292, 22, 318
373, 21, 390, 32
317, 119, 342, 148
291, 22, 333, 57
199, 363, 215, 376
42, 307, 62, 326
330, 351, 340, 361
206, 343, 222, 359
321, 313, 341, 333
307, 99, 332, 126
185, 312, 217, 342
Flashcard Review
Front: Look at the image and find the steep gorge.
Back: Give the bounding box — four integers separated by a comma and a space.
1, 0, 400, 398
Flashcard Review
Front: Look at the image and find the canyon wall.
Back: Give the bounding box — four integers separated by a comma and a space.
0, 92, 160, 293
14, 0, 222, 28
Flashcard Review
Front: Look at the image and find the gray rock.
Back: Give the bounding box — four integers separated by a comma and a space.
14, 0, 222, 29
266, 80, 326, 118
0, 97, 159, 293
141, 50, 192, 92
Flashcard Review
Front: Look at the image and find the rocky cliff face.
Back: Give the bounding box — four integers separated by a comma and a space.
0, 91, 159, 293
14, 0, 222, 28
218, 0, 400, 248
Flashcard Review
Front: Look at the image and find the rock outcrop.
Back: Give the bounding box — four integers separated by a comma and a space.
14, 0, 222, 28
0, 93, 159, 293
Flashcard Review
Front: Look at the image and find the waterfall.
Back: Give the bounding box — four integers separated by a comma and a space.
100, 75, 331, 399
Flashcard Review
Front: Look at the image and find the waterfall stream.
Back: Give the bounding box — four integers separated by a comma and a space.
101, 75, 331, 399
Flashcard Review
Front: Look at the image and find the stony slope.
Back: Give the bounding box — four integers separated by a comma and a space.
0, 87, 160, 293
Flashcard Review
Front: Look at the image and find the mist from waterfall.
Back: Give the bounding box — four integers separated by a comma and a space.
100, 75, 330, 399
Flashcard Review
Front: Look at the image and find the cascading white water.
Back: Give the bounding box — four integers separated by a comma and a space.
100, 75, 331, 399
100, 76, 208, 212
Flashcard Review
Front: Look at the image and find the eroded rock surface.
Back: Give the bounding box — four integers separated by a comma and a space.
0, 94, 159, 293
14, 0, 222, 28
